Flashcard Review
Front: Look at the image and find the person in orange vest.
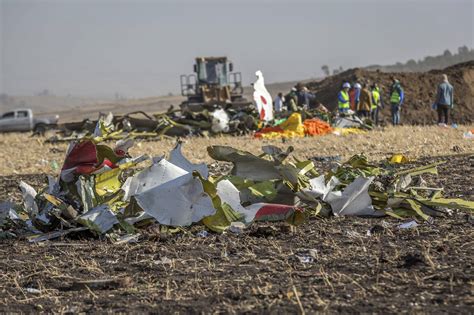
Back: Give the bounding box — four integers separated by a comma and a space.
349, 82, 361, 111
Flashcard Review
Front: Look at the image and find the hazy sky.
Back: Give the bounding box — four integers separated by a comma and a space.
1, 0, 473, 97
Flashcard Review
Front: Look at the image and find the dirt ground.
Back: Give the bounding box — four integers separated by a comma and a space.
0, 125, 473, 176
0, 127, 473, 313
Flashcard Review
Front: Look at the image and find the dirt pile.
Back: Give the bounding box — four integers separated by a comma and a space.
306, 61, 474, 124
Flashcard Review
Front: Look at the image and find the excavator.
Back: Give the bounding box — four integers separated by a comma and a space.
179, 57, 252, 111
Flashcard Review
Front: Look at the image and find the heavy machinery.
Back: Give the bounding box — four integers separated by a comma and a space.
180, 57, 251, 111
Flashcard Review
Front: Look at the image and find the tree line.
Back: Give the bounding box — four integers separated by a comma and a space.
321, 45, 474, 76
365, 46, 474, 72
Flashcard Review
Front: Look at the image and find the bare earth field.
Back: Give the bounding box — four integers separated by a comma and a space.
0, 125, 473, 177
0, 126, 473, 313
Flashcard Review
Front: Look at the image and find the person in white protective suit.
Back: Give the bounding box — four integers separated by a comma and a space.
253, 70, 274, 122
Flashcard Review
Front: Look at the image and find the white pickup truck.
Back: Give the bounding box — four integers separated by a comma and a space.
0, 109, 59, 133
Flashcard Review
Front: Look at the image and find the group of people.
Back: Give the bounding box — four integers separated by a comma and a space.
337, 82, 387, 125
274, 83, 315, 114
272, 74, 455, 127
337, 74, 454, 126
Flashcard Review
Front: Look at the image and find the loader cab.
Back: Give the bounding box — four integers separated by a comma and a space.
195, 57, 229, 86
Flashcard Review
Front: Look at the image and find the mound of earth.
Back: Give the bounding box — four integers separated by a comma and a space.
306, 61, 474, 125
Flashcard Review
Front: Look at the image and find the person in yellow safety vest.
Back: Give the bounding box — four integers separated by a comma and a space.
390, 78, 404, 125
370, 84, 384, 125
338, 82, 351, 114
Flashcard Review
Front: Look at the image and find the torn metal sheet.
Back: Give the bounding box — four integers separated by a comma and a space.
28, 227, 88, 243
0, 201, 20, 227
47, 175, 60, 195
60, 140, 99, 182
77, 205, 119, 234
19, 181, 39, 216
76, 176, 97, 213
208, 146, 282, 181
114, 138, 134, 156
261, 145, 293, 165
299, 175, 340, 202
215, 180, 302, 224
134, 173, 215, 227
325, 177, 384, 216
43, 193, 78, 219
333, 116, 366, 128
394, 162, 440, 177
418, 197, 474, 212
245, 181, 277, 203
123, 158, 188, 201
216, 179, 261, 223
395, 174, 412, 192
201, 205, 243, 233
118, 154, 149, 167
169, 142, 209, 178
198, 176, 244, 233
253, 204, 303, 223
94, 112, 114, 137
95, 168, 122, 197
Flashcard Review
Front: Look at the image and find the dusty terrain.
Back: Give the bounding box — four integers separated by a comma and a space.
0, 126, 473, 313
0, 125, 472, 176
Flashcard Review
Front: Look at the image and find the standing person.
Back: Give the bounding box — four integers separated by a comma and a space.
371, 84, 383, 125
285, 87, 298, 112
295, 86, 314, 110
303, 87, 315, 109
350, 83, 361, 111
338, 82, 351, 114
357, 83, 372, 118
295, 82, 304, 108
389, 78, 404, 125
274, 92, 285, 113
433, 74, 454, 126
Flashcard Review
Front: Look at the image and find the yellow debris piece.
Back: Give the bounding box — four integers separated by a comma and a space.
95, 168, 122, 197
390, 154, 409, 164
333, 127, 367, 136
256, 113, 306, 139
278, 113, 306, 136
